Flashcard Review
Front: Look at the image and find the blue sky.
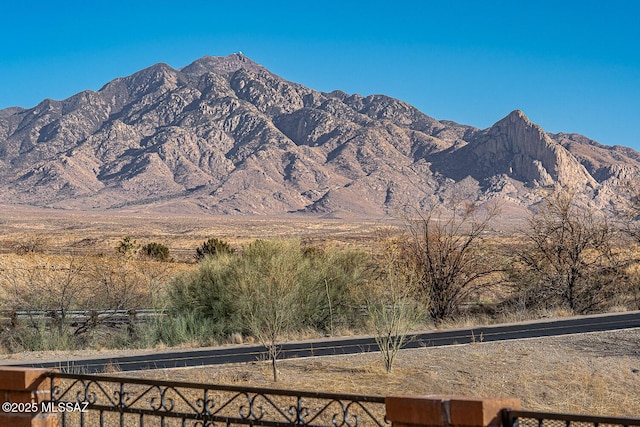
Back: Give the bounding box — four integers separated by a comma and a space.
1, 1, 639, 149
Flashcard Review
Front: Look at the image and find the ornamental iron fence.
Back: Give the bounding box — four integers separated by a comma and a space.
503, 409, 640, 427
46, 372, 388, 427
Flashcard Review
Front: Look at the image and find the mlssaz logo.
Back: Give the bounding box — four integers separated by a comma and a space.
42, 402, 89, 413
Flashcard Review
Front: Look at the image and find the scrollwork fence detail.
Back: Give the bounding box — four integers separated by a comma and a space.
47, 372, 388, 427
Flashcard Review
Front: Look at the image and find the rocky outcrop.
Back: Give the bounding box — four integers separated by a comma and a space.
463, 110, 596, 188
0, 54, 638, 216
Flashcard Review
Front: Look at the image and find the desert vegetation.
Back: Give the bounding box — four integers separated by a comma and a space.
0, 189, 639, 375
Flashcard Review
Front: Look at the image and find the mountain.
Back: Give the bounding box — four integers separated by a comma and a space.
0, 53, 638, 217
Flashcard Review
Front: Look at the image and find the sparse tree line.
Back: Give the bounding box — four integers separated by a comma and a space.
1, 188, 640, 376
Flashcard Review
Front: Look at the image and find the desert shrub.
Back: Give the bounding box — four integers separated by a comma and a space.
169, 239, 370, 344
3, 321, 79, 352
142, 242, 171, 262
297, 247, 370, 332
138, 310, 221, 348
509, 189, 631, 314
231, 239, 369, 380
169, 253, 243, 335
84, 256, 160, 310
365, 237, 424, 372
14, 234, 49, 255
402, 202, 503, 323
235, 239, 307, 380
195, 238, 234, 261
116, 236, 140, 259
0, 255, 89, 329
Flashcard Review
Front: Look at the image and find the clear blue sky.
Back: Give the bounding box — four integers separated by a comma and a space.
1, 1, 639, 149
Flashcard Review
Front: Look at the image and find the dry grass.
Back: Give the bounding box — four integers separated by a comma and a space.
0, 204, 399, 261
126, 329, 640, 417
0, 253, 191, 310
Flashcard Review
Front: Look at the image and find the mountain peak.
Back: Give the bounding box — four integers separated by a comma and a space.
0, 56, 637, 216
472, 109, 598, 188
181, 53, 265, 77
508, 109, 526, 118
502, 109, 533, 126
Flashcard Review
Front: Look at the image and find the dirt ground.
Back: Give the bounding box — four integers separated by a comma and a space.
111, 328, 640, 418
1, 322, 638, 417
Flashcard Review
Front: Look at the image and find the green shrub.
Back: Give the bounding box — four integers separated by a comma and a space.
195, 238, 234, 261
116, 236, 140, 259
298, 248, 370, 332
170, 239, 370, 340
3, 322, 79, 352
169, 253, 243, 336
138, 311, 221, 348
142, 242, 171, 261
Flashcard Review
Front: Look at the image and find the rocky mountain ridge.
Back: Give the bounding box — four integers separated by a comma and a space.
1, 53, 638, 217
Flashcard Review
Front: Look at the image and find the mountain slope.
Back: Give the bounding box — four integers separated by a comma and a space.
0, 53, 638, 216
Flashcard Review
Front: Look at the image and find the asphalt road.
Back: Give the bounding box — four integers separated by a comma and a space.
14, 310, 640, 373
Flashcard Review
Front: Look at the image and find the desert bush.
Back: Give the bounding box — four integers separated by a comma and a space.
3, 321, 79, 352
169, 253, 242, 334
297, 247, 369, 333
195, 238, 234, 261
0, 255, 90, 333
84, 256, 158, 310
142, 242, 171, 262
366, 236, 424, 372
509, 189, 632, 313
138, 310, 221, 348
0, 252, 178, 352
14, 234, 49, 255
235, 239, 306, 380
614, 183, 640, 243
402, 202, 504, 323
172, 240, 368, 334
116, 236, 140, 259
168, 239, 370, 362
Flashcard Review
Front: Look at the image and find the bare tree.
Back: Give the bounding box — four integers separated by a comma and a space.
367, 235, 422, 372
13, 233, 49, 255
0, 255, 88, 335
403, 202, 502, 323
615, 184, 640, 243
512, 189, 629, 313
85, 257, 153, 311
235, 240, 305, 381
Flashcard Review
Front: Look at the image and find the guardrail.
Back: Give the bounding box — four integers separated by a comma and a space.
0, 309, 166, 335
0, 309, 165, 319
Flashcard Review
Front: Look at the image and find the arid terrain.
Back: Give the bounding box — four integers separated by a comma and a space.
0, 204, 400, 259
137, 328, 638, 416
0, 202, 531, 264
1, 205, 639, 417
5, 327, 637, 417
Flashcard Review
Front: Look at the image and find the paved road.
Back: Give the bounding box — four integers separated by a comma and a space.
14, 311, 640, 373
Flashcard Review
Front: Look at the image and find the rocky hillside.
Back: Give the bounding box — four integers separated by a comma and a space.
1, 53, 638, 217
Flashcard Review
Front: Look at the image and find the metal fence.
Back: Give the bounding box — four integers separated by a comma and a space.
38, 373, 640, 427
46, 372, 388, 427
503, 409, 640, 427
0, 308, 165, 324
